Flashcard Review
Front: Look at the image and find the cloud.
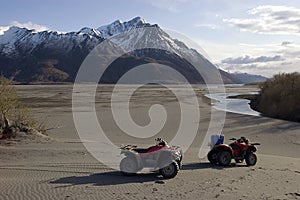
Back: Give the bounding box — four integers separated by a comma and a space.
221, 55, 283, 64
0, 21, 48, 35
0, 26, 10, 35
10, 21, 48, 32
224, 5, 300, 35
272, 42, 300, 58
281, 41, 293, 46
200, 39, 300, 77
222, 62, 287, 77
225, 64, 259, 71
281, 62, 293, 66
222, 60, 300, 78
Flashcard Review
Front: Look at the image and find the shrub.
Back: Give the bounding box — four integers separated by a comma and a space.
256, 72, 300, 122
0, 75, 37, 138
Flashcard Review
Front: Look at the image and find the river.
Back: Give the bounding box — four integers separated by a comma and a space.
205, 92, 260, 116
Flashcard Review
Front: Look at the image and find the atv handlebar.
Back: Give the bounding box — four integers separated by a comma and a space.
120, 144, 137, 150
155, 138, 167, 146
229, 137, 260, 145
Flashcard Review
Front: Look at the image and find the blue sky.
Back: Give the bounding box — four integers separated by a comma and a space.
1, 0, 300, 77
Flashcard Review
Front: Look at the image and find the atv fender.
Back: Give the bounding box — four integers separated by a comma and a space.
247, 145, 257, 153
122, 151, 143, 170
156, 150, 175, 169
213, 144, 234, 156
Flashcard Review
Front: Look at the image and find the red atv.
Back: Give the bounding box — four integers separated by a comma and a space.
207, 136, 260, 166
120, 138, 183, 179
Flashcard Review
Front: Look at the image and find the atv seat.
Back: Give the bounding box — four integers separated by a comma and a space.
133, 148, 150, 153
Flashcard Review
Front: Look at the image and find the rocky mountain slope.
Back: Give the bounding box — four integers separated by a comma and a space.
0, 17, 239, 84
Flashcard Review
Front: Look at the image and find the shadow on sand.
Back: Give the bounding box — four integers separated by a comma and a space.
50, 162, 248, 187
50, 171, 163, 187
183, 162, 249, 170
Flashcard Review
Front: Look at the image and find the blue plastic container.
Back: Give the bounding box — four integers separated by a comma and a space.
210, 134, 225, 149
216, 134, 224, 145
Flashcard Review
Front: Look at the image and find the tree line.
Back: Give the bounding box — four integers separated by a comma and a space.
252, 72, 300, 122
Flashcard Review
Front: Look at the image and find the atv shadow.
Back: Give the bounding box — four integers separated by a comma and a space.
50, 163, 249, 187
50, 171, 164, 187
182, 162, 250, 170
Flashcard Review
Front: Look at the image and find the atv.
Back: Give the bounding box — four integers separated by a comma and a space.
207, 136, 260, 166
120, 138, 183, 179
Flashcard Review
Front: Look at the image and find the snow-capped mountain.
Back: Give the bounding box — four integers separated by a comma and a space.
0, 17, 238, 83
0, 17, 152, 57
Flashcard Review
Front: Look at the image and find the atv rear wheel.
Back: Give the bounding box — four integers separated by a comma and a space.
207, 150, 218, 164
217, 151, 232, 166
245, 152, 257, 166
159, 161, 179, 179
120, 157, 138, 176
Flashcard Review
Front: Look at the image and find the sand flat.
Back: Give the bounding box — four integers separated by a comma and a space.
0, 85, 299, 200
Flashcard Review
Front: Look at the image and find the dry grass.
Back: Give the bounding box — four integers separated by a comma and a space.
0, 75, 42, 139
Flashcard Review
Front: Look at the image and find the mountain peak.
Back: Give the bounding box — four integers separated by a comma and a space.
78, 27, 102, 37
5, 26, 29, 34
111, 19, 121, 25
111, 17, 146, 26
129, 16, 147, 24
0, 26, 32, 46
97, 16, 150, 38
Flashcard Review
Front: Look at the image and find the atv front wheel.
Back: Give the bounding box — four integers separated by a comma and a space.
177, 155, 183, 169
207, 150, 218, 164
159, 161, 179, 179
120, 157, 138, 176
245, 152, 257, 166
217, 151, 231, 166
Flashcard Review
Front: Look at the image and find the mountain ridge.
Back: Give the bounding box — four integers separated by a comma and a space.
231, 72, 267, 83
0, 17, 245, 84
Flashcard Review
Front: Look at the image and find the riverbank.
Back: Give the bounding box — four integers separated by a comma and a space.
206, 92, 260, 116
228, 93, 260, 112
237, 73, 300, 123
229, 93, 300, 123
0, 84, 299, 200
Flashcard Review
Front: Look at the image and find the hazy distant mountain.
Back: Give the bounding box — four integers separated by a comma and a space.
231, 72, 267, 84
0, 17, 239, 84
